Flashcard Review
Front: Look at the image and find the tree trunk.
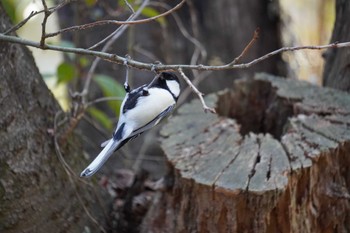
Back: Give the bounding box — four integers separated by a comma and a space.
323, 0, 350, 91
143, 73, 350, 233
0, 6, 105, 233
190, 0, 286, 91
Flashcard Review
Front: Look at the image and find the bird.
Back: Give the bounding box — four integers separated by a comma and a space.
80, 72, 181, 177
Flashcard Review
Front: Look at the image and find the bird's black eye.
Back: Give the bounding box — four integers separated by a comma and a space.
142, 88, 149, 96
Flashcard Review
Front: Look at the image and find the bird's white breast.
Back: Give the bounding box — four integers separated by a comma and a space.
125, 88, 175, 130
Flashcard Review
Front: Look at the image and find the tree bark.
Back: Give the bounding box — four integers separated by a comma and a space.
323, 0, 350, 91
0, 6, 105, 233
144, 73, 350, 233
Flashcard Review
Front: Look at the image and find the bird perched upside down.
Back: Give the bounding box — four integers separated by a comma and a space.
80, 72, 181, 177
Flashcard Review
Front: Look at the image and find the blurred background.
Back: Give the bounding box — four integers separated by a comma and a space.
1, 0, 336, 178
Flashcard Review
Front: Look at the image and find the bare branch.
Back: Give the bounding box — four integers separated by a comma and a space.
4, 1, 68, 35
229, 28, 260, 65
178, 71, 212, 107
86, 96, 124, 107
2, 33, 349, 72
81, 0, 150, 101
133, 45, 160, 61
4, 11, 37, 35
150, 2, 207, 60
45, 0, 186, 39
82, 115, 110, 138
40, 0, 51, 47
53, 111, 107, 233
178, 68, 216, 114
124, 0, 135, 13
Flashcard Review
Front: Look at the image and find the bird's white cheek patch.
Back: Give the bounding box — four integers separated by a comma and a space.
166, 80, 180, 98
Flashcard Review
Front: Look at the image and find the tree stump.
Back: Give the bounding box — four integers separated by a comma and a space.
143, 73, 350, 233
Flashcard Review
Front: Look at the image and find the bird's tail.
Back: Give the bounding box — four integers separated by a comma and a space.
80, 139, 120, 177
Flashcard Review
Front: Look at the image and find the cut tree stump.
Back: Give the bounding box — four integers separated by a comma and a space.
142, 73, 350, 233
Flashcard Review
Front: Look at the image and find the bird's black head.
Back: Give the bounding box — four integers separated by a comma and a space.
151, 72, 181, 101
160, 72, 180, 83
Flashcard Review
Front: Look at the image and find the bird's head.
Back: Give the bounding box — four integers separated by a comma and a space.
158, 72, 181, 100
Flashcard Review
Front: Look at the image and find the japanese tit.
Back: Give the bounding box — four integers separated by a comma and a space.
80, 72, 181, 177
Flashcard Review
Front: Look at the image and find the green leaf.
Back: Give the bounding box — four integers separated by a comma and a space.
84, 0, 97, 7
140, 7, 166, 26
1, 0, 17, 23
79, 57, 90, 68
93, 74, 125, 115
88, 107, 113, 130
56, 62, 76, 84
118, 0, 137, 8
118, 0, 126, 7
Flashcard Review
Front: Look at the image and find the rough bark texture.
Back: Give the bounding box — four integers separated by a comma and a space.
323, 0, 350, 91
0, 7, 105, 233
144, 73, 350, 233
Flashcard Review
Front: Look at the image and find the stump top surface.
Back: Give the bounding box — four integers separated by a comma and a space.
161, 73, 350, 193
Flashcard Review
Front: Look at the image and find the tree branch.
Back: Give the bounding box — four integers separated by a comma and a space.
81, 0, 150, 100
4, 0, 67, 35
44, 0, 186, 39
1, 33, 349, 72
229, 28, 260, 65
40, 0, 51, 47
178, 68, 216, 113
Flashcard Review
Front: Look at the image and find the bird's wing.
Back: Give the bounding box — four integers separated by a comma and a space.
129, 104, 175, 137
121, 85, 146, 114
104, 104, 175, 147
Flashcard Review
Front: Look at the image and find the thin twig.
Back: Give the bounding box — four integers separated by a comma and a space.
54, 111, 78, 176
53, 112, 103, 186
1, 33, 348, 72
87, 13, 135, 50
229, 28, 260, 65
40, 0, 51, 47
4, 1, 67, 35
150, 2, 207, 60
58, 104, 85, 146
45, 0, 186, 39
124, 0, 135, 13
86, 96, 124, 107
4, 11, 37, 35
55, 0, 150, 147
165, 0, 210, 109
53, 111, 108, 233
82, 0, 150, 101
177, 71, 212, 106
88, 0, 142, 50
133, 45, 160, 61
178, 68, 216, 113
82, 115, 110, 139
